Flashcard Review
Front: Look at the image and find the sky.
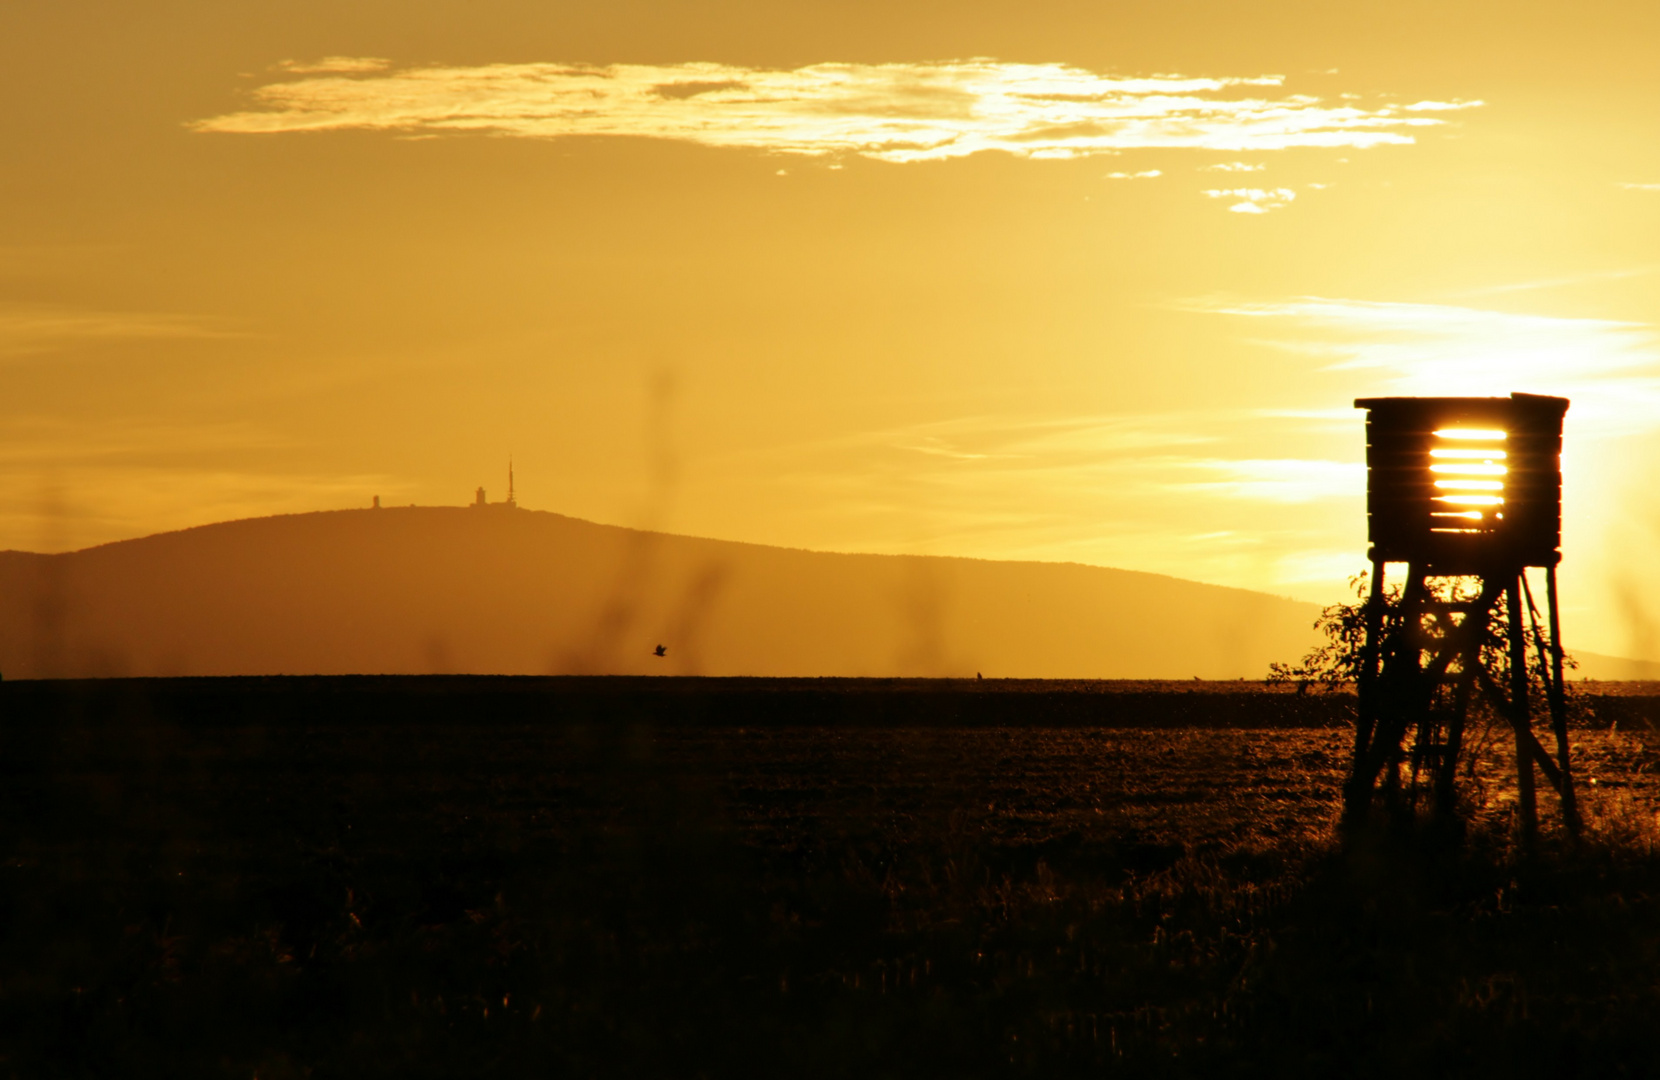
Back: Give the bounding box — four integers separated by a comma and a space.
5, 0, 1660, 660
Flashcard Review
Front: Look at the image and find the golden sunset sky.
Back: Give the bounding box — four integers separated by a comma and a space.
5, 0, 1660, 660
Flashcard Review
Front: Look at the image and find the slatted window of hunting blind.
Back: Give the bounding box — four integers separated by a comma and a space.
1429, 426, 1508, 534
1355, 393, 1567, 570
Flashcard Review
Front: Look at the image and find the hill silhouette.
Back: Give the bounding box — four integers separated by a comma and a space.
0, 506, 1345, 679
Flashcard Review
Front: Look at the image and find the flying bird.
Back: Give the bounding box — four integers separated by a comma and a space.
653, 644, 667, 658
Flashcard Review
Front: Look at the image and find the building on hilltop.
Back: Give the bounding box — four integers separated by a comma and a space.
471, 460, 518, 509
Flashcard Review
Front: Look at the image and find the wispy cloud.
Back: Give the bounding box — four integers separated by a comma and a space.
276, 57, 391, 75
743, 408, 1365, 592
1401, 100, 1484, 112
0, 465, 394, 553
1105, 169, 1162, 179
1170, 457, 1365, 502
772, 411, 1337, 505
1204, 186, 1298, 213
1200, 161, 1264, 172
1192, 295, 1660, 431
0, 305, 239, 357
194, 59, 1480, 163
1618, 182, 1660, 191
1448, 264, 1660, 299
864, 413, 1361, 507
0, 416, 390, 552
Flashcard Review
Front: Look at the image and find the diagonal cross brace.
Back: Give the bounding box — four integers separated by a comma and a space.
1347, 576, 1504, 814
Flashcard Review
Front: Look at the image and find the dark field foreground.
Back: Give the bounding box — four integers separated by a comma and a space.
6, 678, 1660, 1077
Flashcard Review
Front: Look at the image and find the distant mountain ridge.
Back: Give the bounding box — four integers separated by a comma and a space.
0, 506, 1644, 681
0, 506, 1329, 679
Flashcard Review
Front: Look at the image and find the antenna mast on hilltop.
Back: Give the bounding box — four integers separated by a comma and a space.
506, 456, 516, 508
1349, 393, 1577, 841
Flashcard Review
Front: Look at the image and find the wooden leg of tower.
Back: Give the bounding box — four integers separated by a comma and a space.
1546, 566, 1580, 836
1437, 648, 1479, 818
1345, 561, 1389, 825
1507, 577, 1538, 846
1355, 562, 1386, 762
1382, 568, 1431, 808
1352, 565, 1430, 817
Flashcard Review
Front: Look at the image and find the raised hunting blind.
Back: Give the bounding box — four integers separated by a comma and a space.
1348, 393, 1577, 838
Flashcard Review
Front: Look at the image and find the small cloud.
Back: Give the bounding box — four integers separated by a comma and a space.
1618, 182, 1660, 191
276, 56, 391, 74
1200, 162, 1264, 172
776, 168, 788, 175
0, 305, 241, 357
1402, 99, 1483, 111
1204, 187, 1297, 213
653, 79, 747, 100
1105, 169, 1162, 179
1174, 458, 1365, 503
1306, 182, 1329, 189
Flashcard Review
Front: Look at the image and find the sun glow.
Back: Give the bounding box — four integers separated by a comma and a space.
1431, 463, 1507, 475
1428, 425, 1509, 529
1434, 494, 1505, 506
1434, 428, 1508, 441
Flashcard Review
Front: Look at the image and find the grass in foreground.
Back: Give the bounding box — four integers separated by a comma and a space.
5, 684, 1660, 1077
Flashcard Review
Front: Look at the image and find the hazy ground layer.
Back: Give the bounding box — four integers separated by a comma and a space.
5, 678, 1660, 1077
